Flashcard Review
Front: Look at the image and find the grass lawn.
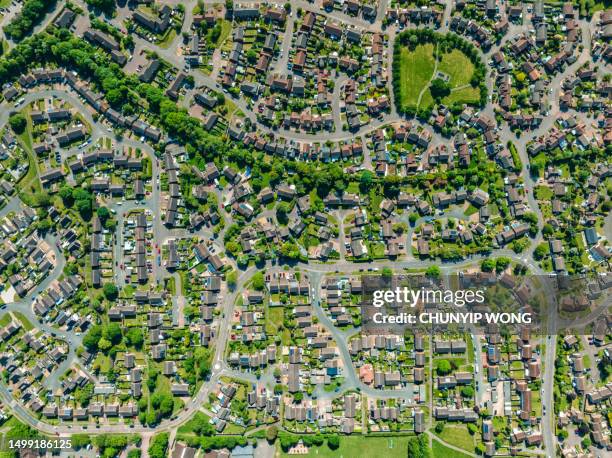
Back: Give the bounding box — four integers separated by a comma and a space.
443, 85, 480, 106
437, 49, 475, 88
93, 354, 112, 373
279, 435, 411, 458
535, 186, 553, 200
15, 110, 41, 205
396, 40, 480, 111
11, 311, 34, 331
177, 411, 210, 434
265, 306, 284, 335
0, 314, 12, 327
435, 425, 475, 453
420, 89, 435, 111
157, 28, 177, 49
216, 20, 232, 46
397, 43, 436, 110
432, 439, 472, 458
464, 204, 479, 217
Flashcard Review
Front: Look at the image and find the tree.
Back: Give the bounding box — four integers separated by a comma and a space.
83, 325, 103, 351
406, 435, 431, 458
9, 113, 26, 133
32, 192, 51, 208
534, 243, 548, 260
276, 202, 290, 225
327, 434, 340, 450
430, 78, 451, 100
495, 257, 511, 273
59, 186, 74, 206
225, 241, 240, 256
71, 434, 91, 449
436, 359, 451, 375
359, 170, 374, 192
127, 450, 141, 458
293, 392, 303, 402
125, 327, 144, 349
148, 433, 169, 458
246, 49, 257, 63
97, 337, 112, 353
461, 386, 474, 398
85, 0, 116, 14
481, 258, 495, 272
252, 272, 265, 290
581, 437, 591, 450
103, 323, 122, 345
226, 270, 237, 289
382, 267, 393, 277
97, 206, 110, 221
266, 426, 278, 443
425, 265, 440, 278
103, 283, 118, 300
3, 0, 58, 40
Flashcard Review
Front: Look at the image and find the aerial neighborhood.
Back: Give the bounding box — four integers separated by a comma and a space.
0, 0, 609, 457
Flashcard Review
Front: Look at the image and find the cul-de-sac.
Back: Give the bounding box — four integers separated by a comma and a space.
0, 0, 609, 457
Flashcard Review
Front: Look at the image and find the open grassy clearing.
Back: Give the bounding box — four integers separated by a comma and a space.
432, 438, 472, 458
444, 85, 480, 106
398, 43, 436, 110
434, 425, 476, 453
279, 435, 411, 458
437, 49, 475, 88
395, 37, 482, 111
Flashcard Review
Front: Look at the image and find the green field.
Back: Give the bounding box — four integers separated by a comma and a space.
279, 436, 411, 458
444, 85, 480, 106
438, 49, 475, 88
432, 438, 472, 458
397, 43, 436, 111
435, 425, 476, 453
396, 42, 480, 111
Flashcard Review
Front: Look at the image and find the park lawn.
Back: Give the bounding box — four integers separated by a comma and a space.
279, 435, 411, 458
435, 425, 476, 453
443, 85, 480, 106
398, 44, 435, 110
438, 49, 475, 88
432, 439, 472, 458
419, 89, 435, 111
